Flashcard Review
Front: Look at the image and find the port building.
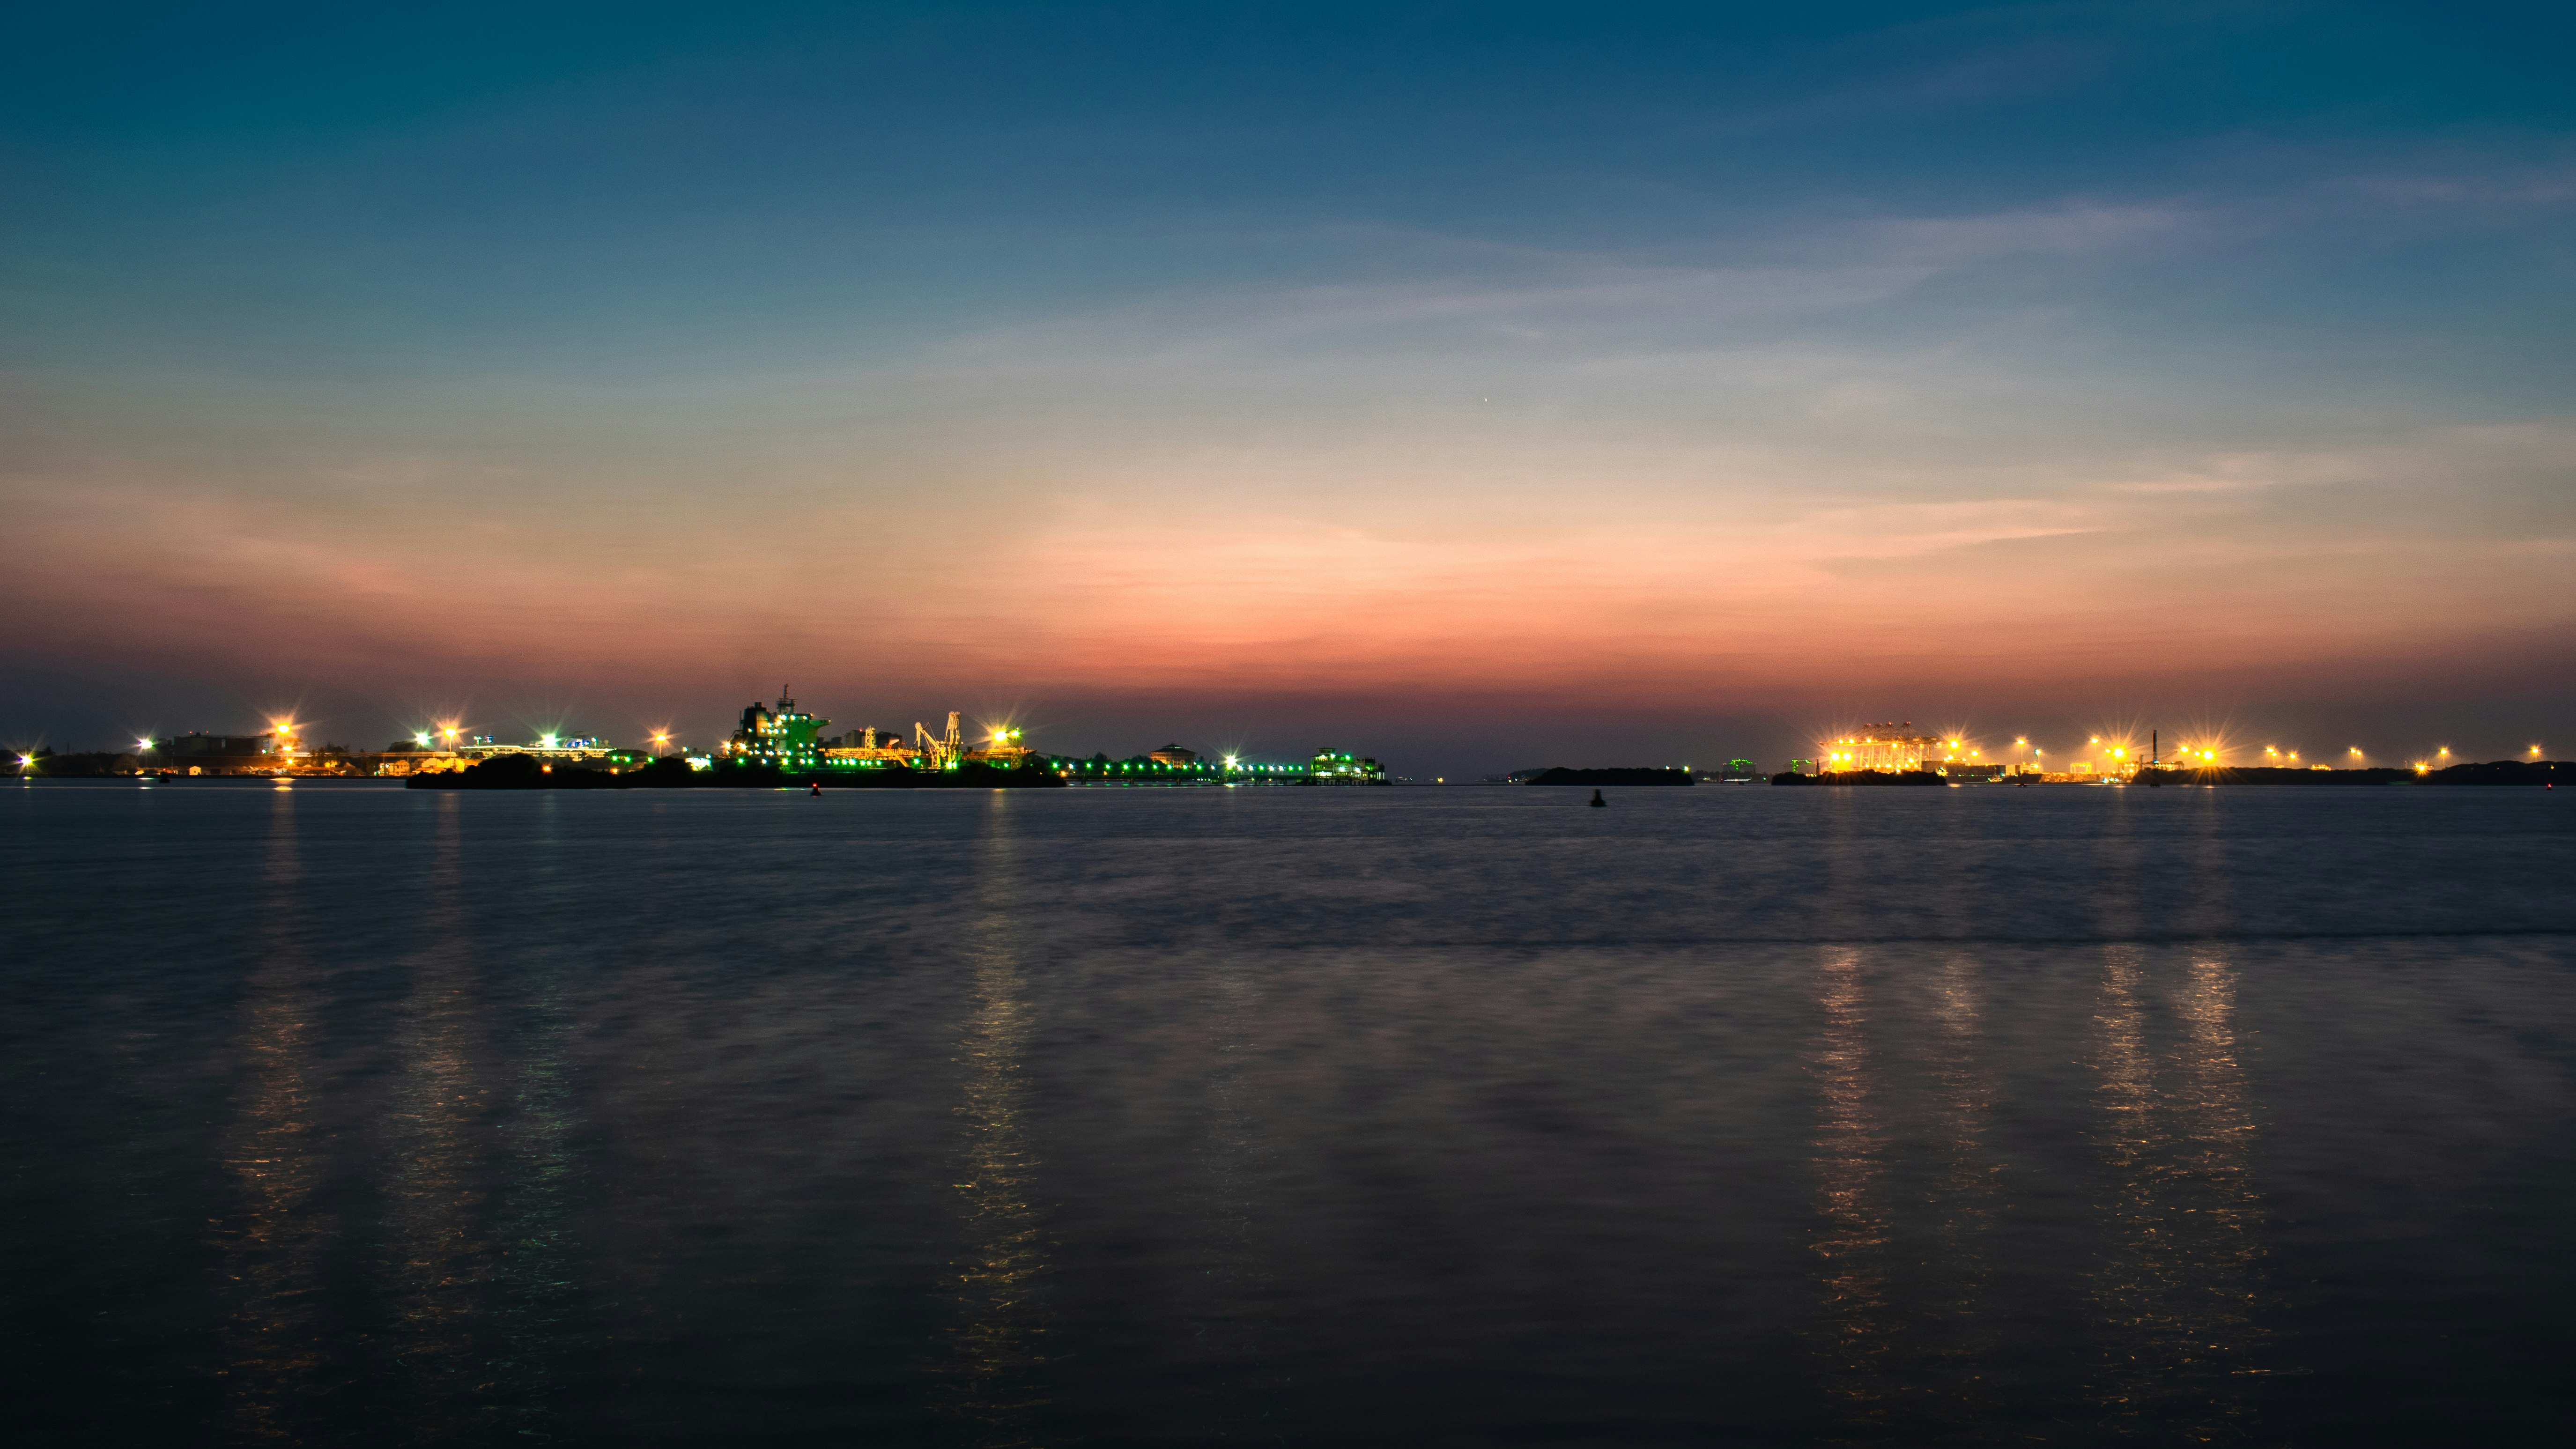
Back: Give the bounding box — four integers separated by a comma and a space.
1816, 724, 1943, 773
1813, 723, 2020, 779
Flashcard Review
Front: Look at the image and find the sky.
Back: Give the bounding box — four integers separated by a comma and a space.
4, 1, 2572, 775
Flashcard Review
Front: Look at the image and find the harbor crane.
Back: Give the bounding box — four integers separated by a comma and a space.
913, 712, 963, 766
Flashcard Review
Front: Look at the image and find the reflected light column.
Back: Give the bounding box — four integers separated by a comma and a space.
1807, 944, 1894, 1431
2085, 945, 2265, 1440
946, 794, 1052, 1445
1920, 949, 2003, 1428
217, 787, 335, 1439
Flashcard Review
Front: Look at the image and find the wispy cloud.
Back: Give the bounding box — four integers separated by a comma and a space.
924, 200, 2193, 376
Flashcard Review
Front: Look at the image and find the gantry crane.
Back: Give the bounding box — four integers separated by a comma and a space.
913, 711, 963, 766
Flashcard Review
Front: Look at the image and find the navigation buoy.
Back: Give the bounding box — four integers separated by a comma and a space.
1589, 789, 1606, 808
809, 782, 821, 797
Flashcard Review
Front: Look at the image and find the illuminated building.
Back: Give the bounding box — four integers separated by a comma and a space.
1310, 749, 1386, 784
720, 686, 828, 769
1148, 744, 1200, 766
1809, 722, 2025, 780
1814, 723, 1942, 774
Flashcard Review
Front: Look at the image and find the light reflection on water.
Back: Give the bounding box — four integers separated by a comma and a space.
1919, 947, 2001, 1434
1803, 945, 2009, 1444
2081, 786, 2265, 1441
1807, 944, 1894, 1431
7, 783, 2573, 1445
2086, 946, 2263, 1442
216, 790, 332, 1442
946, 794, 1053, 1443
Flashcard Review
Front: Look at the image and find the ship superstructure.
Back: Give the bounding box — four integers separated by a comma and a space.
721, 687, 830, 770
721, 692, 1044, 776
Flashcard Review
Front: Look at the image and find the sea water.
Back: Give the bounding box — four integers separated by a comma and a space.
5, 780, 2572, 1445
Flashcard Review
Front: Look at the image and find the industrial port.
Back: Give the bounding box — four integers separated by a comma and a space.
10, 694, 2556, 787
13, 687, 1390, 788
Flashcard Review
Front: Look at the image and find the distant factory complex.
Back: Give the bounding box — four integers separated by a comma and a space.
15, 687, 1389, 785
11, 694, 2550, 788
709, 690, 1384, 783
1795, 722, 2554, 785
1810, 723, 2031, 780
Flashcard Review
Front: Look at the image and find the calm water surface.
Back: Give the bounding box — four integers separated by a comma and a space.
5, 781, 2573, 1445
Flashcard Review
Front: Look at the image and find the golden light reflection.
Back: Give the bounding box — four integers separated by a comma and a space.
1805, 937, 2007, 1441
1919, 951, 2004, 1430
1807, 945, 1894, 1432
2085, 946, 2265, 1438
217, 789, 333, 1440
946, 796, 1051, 1444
